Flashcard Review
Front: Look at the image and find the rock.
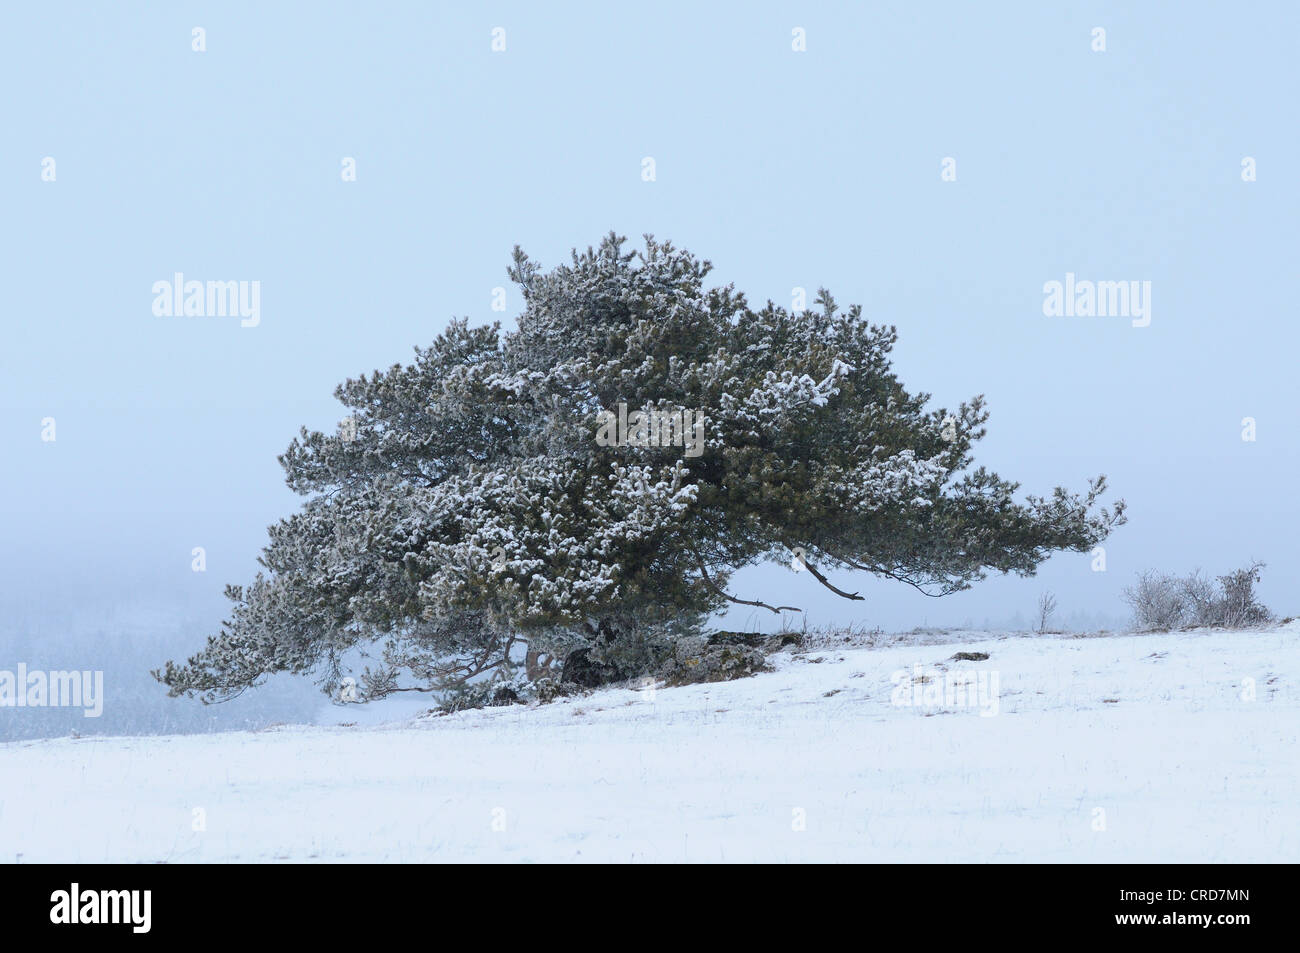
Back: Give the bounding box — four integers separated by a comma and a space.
533, 677, 568, 704
489, 686, 520, 706
709, 629, 803, 654
557, 630, 788, 692
560, 648, 623, 688
659, 636, 768, 687
950, 651, 990, 661
763, 632, 804, 653
707, 631, 766, 647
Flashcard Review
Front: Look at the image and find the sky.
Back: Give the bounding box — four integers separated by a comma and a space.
1, 2, 1296, 727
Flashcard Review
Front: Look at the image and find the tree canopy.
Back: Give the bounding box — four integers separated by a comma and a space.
156, 233, 1124, 702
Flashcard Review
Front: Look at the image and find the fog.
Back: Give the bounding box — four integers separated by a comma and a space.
3, 3, 1296, 740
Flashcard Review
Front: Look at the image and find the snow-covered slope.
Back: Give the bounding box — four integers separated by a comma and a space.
2, 626, 1297, 862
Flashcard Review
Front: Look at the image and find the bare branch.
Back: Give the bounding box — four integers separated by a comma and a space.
825, 550, 956, 598
691, 547, 800, 615
800, 558, 864, 601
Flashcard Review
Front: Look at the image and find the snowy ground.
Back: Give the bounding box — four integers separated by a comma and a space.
2, 624, 1297, 863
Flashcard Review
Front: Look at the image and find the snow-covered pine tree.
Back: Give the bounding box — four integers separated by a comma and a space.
155, 233, 1124, 702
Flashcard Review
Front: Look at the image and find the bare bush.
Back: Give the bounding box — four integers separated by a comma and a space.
1123, 570, 1188, 631
1205, 562, 1272, 628
1036, 591, 1057, 633
1178, 571, 1218, 627
1124, 562, 1273, 631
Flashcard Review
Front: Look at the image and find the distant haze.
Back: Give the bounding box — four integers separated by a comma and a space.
2, 4, 1295, 738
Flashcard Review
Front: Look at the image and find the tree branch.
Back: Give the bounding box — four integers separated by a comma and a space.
691, 547, 800, 615
782, 542, 864, 601
799, 557, 865, 601
825, 550, 956, 598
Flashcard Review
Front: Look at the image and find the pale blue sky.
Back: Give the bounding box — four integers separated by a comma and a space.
3, 1, 1296, 646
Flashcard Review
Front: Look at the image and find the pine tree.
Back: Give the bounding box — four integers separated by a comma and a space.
155, 233, 1124, 702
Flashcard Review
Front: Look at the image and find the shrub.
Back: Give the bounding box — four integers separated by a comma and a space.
1202, 562, 1272, 628
1123, 570, 1191, 630
1124, 562, 1273, 631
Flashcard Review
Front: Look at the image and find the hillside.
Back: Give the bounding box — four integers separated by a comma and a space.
2, 625, 1296, 863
